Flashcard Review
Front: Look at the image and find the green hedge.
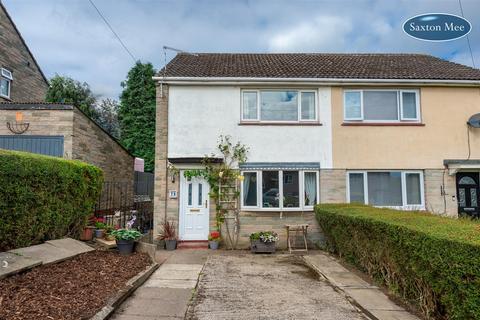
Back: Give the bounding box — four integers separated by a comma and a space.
315, 204, 480, 320
0, 150, 103, 251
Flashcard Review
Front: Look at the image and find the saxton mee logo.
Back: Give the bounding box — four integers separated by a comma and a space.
403, 13, 471, 42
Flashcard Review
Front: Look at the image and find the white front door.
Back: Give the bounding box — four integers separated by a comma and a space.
179, 174, 210, 240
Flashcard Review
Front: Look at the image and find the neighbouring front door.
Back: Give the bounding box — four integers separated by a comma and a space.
457, 172, 480, 217
179, 174, 210, 240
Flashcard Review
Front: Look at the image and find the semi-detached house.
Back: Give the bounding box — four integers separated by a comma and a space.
153, 53, 480, 248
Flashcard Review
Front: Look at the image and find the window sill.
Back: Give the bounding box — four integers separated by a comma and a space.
239, 122, 322, 126
240, 207, 315, 212
342, 122, 425, 127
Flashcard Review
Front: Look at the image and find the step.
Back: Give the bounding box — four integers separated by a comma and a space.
177, 240, 209, 249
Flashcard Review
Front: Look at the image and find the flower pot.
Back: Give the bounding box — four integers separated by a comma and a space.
116, 239, 135, 255
95, 229, 104, 238
209, 241, 219, 250
105, 234, 115, 241
80, 226, 94, 241
250, 240, 276, 253
165, 239, 177, 251
157, 239, 166, 250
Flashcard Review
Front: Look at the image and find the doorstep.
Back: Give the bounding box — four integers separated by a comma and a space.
303, 252, 420, 320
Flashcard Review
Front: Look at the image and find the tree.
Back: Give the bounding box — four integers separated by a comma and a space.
95, 99, 120, 139
46, 75, 99, 119
118, 62, 156, 172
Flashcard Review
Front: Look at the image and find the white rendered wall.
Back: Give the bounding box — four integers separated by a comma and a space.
168, 85, 333, 168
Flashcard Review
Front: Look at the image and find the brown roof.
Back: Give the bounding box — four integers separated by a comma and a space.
160, 53, 480, 81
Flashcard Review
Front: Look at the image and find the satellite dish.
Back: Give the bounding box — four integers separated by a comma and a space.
467, 113, 480, 128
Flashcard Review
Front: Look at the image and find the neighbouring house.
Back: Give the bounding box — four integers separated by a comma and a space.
0, 1, 49, 102
0, 2, 136, 183
153, 53, 480, 248
0, 102, 135, 183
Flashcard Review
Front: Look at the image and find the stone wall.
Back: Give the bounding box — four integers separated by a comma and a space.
424, 169, 458, 217
72, 108, 134, 183
0, 108, 73, 157
153, 84, 169, 238
0, 3, 48, 102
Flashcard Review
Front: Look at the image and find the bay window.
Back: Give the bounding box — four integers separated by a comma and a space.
347, 171, 424, 209
241, 89, 317, 123
241, 170, 318, 210
344, 89, 420, 122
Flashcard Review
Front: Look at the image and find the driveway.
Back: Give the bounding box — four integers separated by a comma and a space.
186, 253, 367, 320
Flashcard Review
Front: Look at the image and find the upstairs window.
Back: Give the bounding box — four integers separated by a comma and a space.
0, 68, 13, 99
241, 90, 317, 123
344, 89, 420, 122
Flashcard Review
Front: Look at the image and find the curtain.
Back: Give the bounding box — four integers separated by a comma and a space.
304, 172, 317, 206
243, 174, 250, 204
367, 172, 402, 206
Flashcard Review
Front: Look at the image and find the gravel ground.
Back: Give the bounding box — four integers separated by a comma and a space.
0, 250, 152, 320
187, 253, 367, 320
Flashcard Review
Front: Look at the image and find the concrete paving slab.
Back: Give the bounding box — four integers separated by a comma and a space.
95, 238, 117, 249
0, 252, 42, 279
10, 243, 72, 265
343, 288, 405, 311
159, 263, 204, 272
370, 310, 421, 320
132, 287, 192, 301
143, 279, 198, 289
150, 268, 201, 280
116, 293, 188, 318
113, 315, 182, 320
162, 249, 209, 265
325, 270, 373, 288
46, 238, 94, 254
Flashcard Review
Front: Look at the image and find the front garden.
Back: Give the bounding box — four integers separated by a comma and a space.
0, 250, 151, 320
315, 204, 480, 319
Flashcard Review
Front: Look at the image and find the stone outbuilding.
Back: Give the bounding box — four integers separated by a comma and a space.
0, 102, 135, 182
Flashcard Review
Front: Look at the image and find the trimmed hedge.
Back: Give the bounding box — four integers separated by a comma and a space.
315, 204, 480, 320
0, 150, 103, 251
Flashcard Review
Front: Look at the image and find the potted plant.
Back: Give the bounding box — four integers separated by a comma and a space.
104, 225, 116, 241
80, 225, 95, 241
158, 221, 177, 251
208, 231, 221, 250
111, 229, 142, 255
250, 231, 279, 253
94, 220, 107, 239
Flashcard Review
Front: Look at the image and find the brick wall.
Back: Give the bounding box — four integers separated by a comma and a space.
72, 108, 134, 182
0, 108, 73, 156
0, 4, 48, 102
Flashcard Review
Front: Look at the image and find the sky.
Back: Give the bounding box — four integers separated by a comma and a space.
3, 0, 480, 100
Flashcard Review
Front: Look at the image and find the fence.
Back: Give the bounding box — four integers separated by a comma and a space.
94, 178, 154, 233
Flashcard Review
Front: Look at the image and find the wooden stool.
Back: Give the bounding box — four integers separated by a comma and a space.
285, 224, 309, 253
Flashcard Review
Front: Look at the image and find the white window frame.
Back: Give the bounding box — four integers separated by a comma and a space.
343, 89, 421, 123
343, 90, 363, 121
240, 89, 318, 123
240, 169, 319, 211
0, 68, 12, 99
346, 170, 425, 210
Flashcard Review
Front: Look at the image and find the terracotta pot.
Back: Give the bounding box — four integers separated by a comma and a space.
80, 226, 94, 241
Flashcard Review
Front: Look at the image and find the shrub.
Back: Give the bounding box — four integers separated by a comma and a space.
315, 204, 480, 320
0, 150, 103, 250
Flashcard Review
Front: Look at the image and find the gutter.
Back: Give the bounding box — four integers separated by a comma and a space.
152, 76, 480, 86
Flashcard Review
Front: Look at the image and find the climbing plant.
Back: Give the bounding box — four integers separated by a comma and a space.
183, 135, 248, 249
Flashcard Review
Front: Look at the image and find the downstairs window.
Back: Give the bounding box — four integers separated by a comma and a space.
347, 171, 424, 209
241, 170, 318, 210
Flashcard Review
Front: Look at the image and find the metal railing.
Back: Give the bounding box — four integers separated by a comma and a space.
94, 180, 153, 233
